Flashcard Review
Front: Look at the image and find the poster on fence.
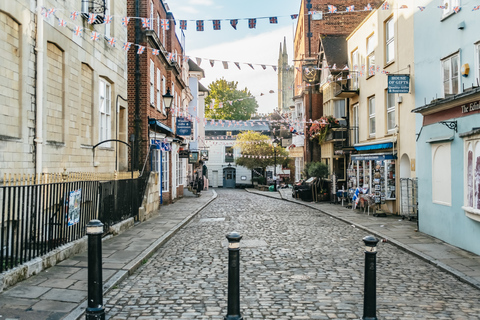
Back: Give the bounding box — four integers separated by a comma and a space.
67, 188, 81, 226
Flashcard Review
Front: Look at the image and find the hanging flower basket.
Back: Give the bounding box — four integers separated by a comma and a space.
308, 116, 339, 144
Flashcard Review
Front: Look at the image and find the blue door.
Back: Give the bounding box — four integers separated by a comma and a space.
223, 168, 236, 188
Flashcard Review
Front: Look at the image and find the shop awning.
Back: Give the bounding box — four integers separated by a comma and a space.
353, 138, 396, 151
351, 153, 396, 161
148, 118, 174, 134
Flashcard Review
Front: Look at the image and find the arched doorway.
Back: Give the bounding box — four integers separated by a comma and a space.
223, 167, 236, 188
400, 153, 411, 178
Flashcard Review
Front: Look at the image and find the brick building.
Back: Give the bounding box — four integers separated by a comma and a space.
0, 0, 129, 176
127, 0, 189, 204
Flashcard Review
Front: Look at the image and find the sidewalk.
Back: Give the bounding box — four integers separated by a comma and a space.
0, 189, 217, 320
246, 187, 480, 291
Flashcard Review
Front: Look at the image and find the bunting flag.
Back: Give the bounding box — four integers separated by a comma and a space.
58, 19, 67, 27
248, 18, 256, 29
261, 65, 266, 70
473, 5, 480, 10
213, 20, 221, 30
73, 26, 82, 37
382, 2, 389, 10
88, 13, 97, 24
210, 60, 215, 67
343, 65, 349, 70
346, 5, 355, 12
122, 17, 130, 27
399, 5, 408, 9
248, 64, 254, 70
437, 5, 445, 9
70, 11, 78, 20
91, 31, 100, 41
328, 5, 337, 13
269, 17, 278, 24
418, 6, 426, 11
234, 62, 241, 70
152, 48, 160, 55
230, 19, 238, 29
108, 37, 116, 47
141, 18, 151, 29
137, 46, 145, 54
222, 61, 229, 69
364, 3, 372, 10
104, 15, 112, 24
161, 19, 170, 30
183, 55, 189, 63
196, 57, 202, 66
123, 42, 132, 51
196, 20, 204, 31
291, 14, 298, 19
332, 64, 337, 70
453, 6, 461, 12
180, 20, 187, 30
273, 66, 277, 72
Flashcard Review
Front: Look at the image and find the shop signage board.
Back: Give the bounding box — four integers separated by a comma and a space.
200, 150, 209, 161
179, 150, 189, 158
176, 117, 192, 136
388, 75, 410, 93
189, 151, 199, 164
351, 154, 396, 161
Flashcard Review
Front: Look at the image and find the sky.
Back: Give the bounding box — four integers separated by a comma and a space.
167, 0, 301, 115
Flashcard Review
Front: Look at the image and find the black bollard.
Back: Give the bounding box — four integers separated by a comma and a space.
86, 220, 105, 320
224, 232, 243, 320
362, 235, 379, 320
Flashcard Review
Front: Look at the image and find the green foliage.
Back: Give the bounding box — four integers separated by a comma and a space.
205, 79, 258, 120
307, 162, 329, 179
234, 131, 289, 172
252, 176, 266, 184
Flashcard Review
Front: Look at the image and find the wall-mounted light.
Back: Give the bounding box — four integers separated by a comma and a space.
461, 63, 470, 77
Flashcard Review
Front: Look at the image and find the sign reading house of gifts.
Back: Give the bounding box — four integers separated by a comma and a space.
388, 75, 410, 93
176, 117, 192, 136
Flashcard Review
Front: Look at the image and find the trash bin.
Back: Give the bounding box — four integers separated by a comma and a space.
293, 177, 316, 201
269, 185, 275, 192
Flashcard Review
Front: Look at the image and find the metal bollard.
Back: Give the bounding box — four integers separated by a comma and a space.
362, 235, 379, 320
224, 232, 243, 320
86, 220, 105, 320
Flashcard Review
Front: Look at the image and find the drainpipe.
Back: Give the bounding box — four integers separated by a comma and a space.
134, 0, 141, 170
35, 0, 44, 175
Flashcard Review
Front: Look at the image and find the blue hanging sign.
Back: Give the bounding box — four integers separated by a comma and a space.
176, 117, 192, 136
388, 75, 410, 93
151, 140, 171, 151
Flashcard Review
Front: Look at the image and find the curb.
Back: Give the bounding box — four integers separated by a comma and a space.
64, 190, 218, 320
246, 188, 480, 291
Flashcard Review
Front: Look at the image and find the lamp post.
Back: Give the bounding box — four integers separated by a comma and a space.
162, 88, 174, 121
273, 138, 280, 191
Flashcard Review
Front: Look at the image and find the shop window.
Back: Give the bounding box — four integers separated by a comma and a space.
385, 16, 394, 64
442, 53, 459, 96
334, 99, 345, 119
225, 146, 234, 162
368, 96, 376, 137
431, 143, 451, 206
162, 151, 169, 192
333, 158, 345, 181
464, 137, 480, 215
367, 34, 376, 76
386, 92, 395, 132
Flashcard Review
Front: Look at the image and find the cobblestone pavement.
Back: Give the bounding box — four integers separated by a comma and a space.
104, 189, 480, 319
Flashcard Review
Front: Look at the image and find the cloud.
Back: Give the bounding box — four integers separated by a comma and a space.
188, 26, 294, 114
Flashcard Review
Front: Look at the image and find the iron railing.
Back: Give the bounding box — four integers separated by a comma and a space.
0, 173, 150, 273
333, 71, 359, 97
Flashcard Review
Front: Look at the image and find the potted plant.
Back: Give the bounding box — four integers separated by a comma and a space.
308, 116, 340, 144
307, 162, 330, 201
252, 176, 266, 187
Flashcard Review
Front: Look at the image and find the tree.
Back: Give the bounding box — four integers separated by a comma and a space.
235, 131, 290, 179
205, 79, 258, 120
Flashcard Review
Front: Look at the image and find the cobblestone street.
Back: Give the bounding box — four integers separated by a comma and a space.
104, 189, 480, 319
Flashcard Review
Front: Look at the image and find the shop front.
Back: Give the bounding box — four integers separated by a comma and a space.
348, 153, 397, 213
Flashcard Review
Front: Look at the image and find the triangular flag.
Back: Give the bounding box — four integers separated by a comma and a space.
223, 61, 229, 69
196, 57, 202, 66
210, 60, 215, 67
234, 62, 241, 70
230, 19, 238, 30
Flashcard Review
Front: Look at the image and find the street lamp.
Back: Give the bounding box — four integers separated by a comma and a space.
162, 87, 174, 120
273, 137, 280, 191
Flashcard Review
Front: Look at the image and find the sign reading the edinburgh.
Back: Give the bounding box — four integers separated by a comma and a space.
388, 75, 410, 93
176, 117, 192, 136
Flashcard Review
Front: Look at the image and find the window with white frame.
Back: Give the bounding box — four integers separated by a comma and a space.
385, 16, 394, 64
150, 60, 155, 106
464, 135, 480, 214
150, 0, 154, 30
176, 153, 183, 187
432, 142, 451, 205
99, 78, 111, 145
442, 0, 460, 17
162, 75, 166, 113
442, 53, 460, 96
367, 34, 376, 76
157, 12, 161, 37
104, 0, 111, 37
475, 43, 480, 85
162, 151, 169, 192
333, 99, 345, 119
162, 19, 166, 44
352, 104, 359, 144
386, 92, 395, 132
351, 48, 359, 89
156, 68, 161, 111
368, 96, 375, 136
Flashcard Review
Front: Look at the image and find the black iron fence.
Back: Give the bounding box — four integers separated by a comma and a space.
0, 173, 150, 273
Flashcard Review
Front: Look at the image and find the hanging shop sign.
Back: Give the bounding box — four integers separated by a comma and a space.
176, 117, 192, 136
200, 150, 209, 161
67, 189, 81, 226
151, 140, 171, 151
387, 75, 410, 93
179, 150, 189, 158
189, 151, 199, 164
